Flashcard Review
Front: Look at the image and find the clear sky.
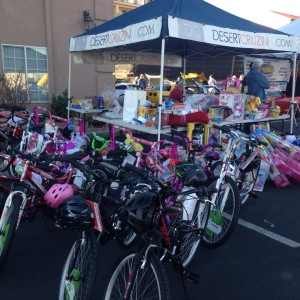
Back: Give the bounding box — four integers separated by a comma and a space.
204, 0, 300, 29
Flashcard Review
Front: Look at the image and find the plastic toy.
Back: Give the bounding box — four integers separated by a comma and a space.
245, 96, 261, 113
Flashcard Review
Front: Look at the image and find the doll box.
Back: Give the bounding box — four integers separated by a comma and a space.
219, 94, 246, 121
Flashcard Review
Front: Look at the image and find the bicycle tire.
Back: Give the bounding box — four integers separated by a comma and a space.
58, 230, 98, 300
237, 155, 261, 206
7, 142, 22, 177
202, 175, 241, 248
0, 191, 8, 216
0, 152, 10, 173
86, 166, 109, 203
103, 249, 170, 300
176, 200, 211, 268
210, 160, 223, 177
0, 191, 23, 270
0, 139, 19, 173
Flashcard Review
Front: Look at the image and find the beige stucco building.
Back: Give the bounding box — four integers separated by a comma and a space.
0, 0, 148, 106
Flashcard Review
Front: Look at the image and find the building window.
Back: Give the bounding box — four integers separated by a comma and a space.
2, 45, 49, 103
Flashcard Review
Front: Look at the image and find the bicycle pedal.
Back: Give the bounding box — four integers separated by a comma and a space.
184, 271, 199, 284
250, 191, 258, 199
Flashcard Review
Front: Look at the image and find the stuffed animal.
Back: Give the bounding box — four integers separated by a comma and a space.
245, 96, 261, 112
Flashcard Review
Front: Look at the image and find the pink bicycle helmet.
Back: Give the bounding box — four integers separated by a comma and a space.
44, 183, 74, 208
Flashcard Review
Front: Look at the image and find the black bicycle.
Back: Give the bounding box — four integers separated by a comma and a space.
102, 164, 216, 300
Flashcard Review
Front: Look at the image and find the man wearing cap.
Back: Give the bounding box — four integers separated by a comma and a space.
243, 59, 270, 101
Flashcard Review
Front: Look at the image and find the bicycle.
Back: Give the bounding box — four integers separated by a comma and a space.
102, 163, 216, 300
210, 126, 267, 206
0, 104, 30, 172
56, 162, 167, 300
0, 150, 98, 270
201, 124, 242, 248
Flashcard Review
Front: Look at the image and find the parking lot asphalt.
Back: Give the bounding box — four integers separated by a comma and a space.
0, 116, 300, 300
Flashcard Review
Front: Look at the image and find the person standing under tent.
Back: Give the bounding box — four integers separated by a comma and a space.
169, 80, 185, 103
137, 74, 147, 90
243, 59, 270, 102
208, 74, 217, 86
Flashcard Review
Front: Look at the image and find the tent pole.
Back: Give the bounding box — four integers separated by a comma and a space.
158, 37, 166, 142
183, 56, 186, 96
67, 52, 72, 120
290, 51, 297, 134
231, 55, 235, 76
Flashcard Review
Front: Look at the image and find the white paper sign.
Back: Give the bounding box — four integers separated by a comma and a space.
244, 56, 291, 82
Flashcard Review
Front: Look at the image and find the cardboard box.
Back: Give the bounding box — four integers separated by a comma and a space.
209, 106, 232, 123
219, 94, 246, 121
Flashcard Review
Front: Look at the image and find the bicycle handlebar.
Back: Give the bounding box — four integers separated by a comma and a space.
0, 103, 27, 112
0, 103, 28, 124
116, 126, 154, 147
212, 124, 268, 148
124, 163, 150, 180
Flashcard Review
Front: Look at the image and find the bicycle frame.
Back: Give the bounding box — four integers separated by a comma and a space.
20, 160, 74, 193
210, 134, 240, 211
3, 157, 77, 223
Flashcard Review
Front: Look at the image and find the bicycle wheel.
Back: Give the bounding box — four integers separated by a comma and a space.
210, 160, 223, 177
86, 167, 109, 203
237, 155, 261, 206
0, 152, 10, 173
58, 230, 98, 300
176, 200, 211, 268
0, 191, 23, 270
103, 249, 170, 300
203, 175, 241, 248
7, 142, 23, 177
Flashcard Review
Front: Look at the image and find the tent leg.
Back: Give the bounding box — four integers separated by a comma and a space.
157, 38, 166, 143
231, 55, 235, 76
183, 56, 186, 96
290, 52, 297, 134
67, 52, 72, 120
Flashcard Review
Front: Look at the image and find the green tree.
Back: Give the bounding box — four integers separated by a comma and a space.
0, 71, 30, 106
50, 89, 73, 119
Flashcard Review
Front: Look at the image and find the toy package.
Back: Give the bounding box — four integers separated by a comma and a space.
263, 131, 300, 162
272, 155, 300, 183
258, 139, 291, 188
252, 132, 291, 188
253, 160, 270, 192
219, 93, 246, 121
250, 122, 270, 134
273, 149, 300, 183
209, 105, 233, 123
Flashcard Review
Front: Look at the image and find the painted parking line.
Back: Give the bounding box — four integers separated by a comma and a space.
238, 218, 300, 248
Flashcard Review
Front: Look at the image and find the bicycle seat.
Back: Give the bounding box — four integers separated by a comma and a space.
183, 169, 207, 187
204, 151, 220, 161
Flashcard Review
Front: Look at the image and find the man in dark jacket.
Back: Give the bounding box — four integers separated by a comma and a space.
243, 59, 270, 101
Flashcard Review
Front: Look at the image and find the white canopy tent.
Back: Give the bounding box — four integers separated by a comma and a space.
278, 20, 300, 133
279, 19, 300, 37
68, 0, 300, 138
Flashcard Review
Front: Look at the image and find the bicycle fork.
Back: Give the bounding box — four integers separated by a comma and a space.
211, 164, 235, 212
122, 244, 159, 299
